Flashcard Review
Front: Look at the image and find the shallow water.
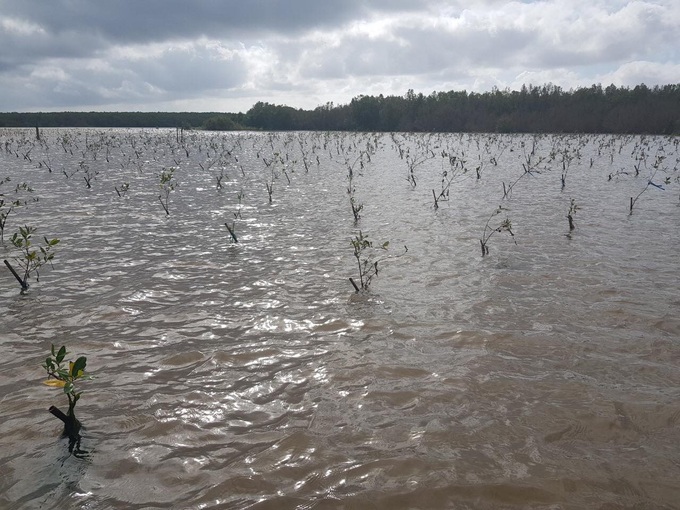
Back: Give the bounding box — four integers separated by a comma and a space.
0, 129, 679, 509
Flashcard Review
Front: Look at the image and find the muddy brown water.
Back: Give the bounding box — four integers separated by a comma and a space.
0, 129, 678, 509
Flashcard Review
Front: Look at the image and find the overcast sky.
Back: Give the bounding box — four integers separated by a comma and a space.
1, 0, 678, 113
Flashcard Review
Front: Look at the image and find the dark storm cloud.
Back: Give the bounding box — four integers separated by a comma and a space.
1, 0, 427, 46
0, 26, 106, 69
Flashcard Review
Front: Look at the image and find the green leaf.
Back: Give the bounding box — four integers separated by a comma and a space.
56, 346, 67, 364
72, 356, 87, 378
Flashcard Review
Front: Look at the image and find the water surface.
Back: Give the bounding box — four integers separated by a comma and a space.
0, 129, 678, 509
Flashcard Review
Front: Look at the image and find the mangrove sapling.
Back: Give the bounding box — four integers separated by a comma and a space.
158, 167, 178, 216
79, 161, 98, 189
215, 169, 225, 190
567, 198, 579, 231
233, 189, 245, 219
479, 206, 516, 256
405, 152, 433, 188
224, 221, 238, 243
42, 344, 92, 439
349, 230, 408, 292
40, 151, 53, 173
265, 182, 274, 204
488, 142, 507, 168
503, 154, 542, 199
115, 182, 130, 197
629, 156, 666, 215
4, 225, 59, 291
633, 154, 644, 177
350, 196, 363, 223
345, 154, 364, 194
432, 161, 459, 209
21, 146, 32, 162
0, 179, 36, 242
282, 164, 293, 185
560, 150, 574, 190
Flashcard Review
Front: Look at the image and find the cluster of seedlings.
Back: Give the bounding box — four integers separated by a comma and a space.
2, 127, 677, 285
0, 127, 677, 455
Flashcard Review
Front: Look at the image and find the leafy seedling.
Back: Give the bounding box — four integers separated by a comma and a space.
480, 206, 516, 256
42, 344, 93, 439
349, 230, 407, 292
4, 225, 59, 291
158, 167, 178, 215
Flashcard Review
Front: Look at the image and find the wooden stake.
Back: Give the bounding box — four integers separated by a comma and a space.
158, 196, 169, 215
224, 222, 238, 243
4, 259, 27, 290
349, 277, 360, 292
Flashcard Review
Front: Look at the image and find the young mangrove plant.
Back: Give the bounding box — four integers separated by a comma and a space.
345, 154, 364, 195
42, 344, 92, 439
115, 182, 129, 197
404, 152, 431, 188
234, 188, 245, 219
79, 161, 98, 189
432, 155, 461, 209
503, 153, 542, 199
350, 196, 363, 223
629, 155, 667, 215
4, 225, 59, 291
567, 198, 579, 231
158, 167, 178, 215
349, 230, 407, 292
480, 206, 516, 256
0, 178, 36, 242
560, 149, 574, 190
215, 168, 225, 190
265, 181, 274, 204
224, 221, 238, 243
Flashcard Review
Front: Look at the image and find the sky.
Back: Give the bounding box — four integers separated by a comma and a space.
0, 0, 678, 113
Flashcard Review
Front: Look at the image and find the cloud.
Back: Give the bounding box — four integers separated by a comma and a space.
0, 0, 677, 112
602, 60, 680, 87
0, 1, 427, 46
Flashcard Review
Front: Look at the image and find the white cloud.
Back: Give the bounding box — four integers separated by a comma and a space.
0, 0, 677, 112
601, 60, 680, 87
0, 16, 46, 36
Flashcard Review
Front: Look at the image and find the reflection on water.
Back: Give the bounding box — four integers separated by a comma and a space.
0, 129, 679, 509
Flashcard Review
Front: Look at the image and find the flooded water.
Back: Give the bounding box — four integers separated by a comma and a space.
0, 128, 678, 509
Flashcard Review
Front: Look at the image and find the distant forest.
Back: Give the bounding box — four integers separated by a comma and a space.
1, 83, 678, 134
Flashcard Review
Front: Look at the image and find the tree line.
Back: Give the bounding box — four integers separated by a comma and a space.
0, 111, 247, 130
1, 83, 678, 134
